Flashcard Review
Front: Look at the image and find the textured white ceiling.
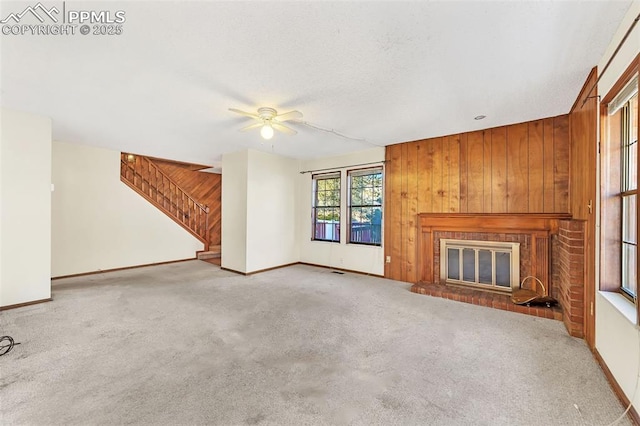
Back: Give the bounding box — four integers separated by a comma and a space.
0, 1, 633, 165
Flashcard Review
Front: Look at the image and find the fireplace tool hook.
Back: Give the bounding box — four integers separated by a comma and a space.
511, 276, 557, 307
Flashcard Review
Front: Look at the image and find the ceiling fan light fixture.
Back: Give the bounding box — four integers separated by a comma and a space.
230, 107, 301, 138
260, 123, 274, 140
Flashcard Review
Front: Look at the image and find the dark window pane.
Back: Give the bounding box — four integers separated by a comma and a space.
629, 141, 637, 191
313, 209, 339, 242
448, 248, 459, 280
622, 94, 638, 192
318, 192, 325, 207
373, 186, 382, 204
629, 94, 638, 190
623, 194, 636, 244
328, 191, 340, 207
495, 252, 511, 287
352, 189, 363, 205
631, 94, 638, 141
478, 250, 492, 284
462, 248, 475, 282
622, 243, 637, 297
350, 207, 381, 244
363, 188, 373, 205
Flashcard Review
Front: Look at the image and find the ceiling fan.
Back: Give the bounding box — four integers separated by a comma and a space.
229, 107, 303, 140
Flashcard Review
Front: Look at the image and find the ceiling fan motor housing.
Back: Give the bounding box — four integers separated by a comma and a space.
229, 107, 300, 136
258, 107, 277, 121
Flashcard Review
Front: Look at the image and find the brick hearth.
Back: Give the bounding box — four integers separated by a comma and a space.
411, 282, 563, 320
411, 213, 587, 332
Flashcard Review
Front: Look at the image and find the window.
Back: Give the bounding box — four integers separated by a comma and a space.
602, 71, 638, 302
621, 90, 638, 299
348, 168, 383, 245
312, 173, 340, 242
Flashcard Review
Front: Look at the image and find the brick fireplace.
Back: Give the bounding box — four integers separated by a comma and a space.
410, 213, 586, 337
553, 219, 587, 337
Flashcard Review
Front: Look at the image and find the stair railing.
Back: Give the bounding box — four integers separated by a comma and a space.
120, 153, 209, 248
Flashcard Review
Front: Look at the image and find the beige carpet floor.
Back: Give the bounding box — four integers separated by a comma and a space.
0, 261, 631, 425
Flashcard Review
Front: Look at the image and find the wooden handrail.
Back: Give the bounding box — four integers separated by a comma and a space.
120, 153, 209, 248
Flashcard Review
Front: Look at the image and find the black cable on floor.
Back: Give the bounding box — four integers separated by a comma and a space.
0, 336, 20, 356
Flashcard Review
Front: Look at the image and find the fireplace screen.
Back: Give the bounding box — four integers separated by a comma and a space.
441, 239, 520, 292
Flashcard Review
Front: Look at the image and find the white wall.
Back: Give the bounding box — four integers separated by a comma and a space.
595, 0, 640, 412
221, 147, 386, 276
297, 147, 385, 275
221, 150, 249, 273
246, 150, 298, 272
221, 149, 298, 274
0, 109, 52, 307
51, 141, 203, 277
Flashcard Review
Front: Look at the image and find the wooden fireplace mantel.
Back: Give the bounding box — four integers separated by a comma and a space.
418, 213, 571, 234
417, 213, 571, 292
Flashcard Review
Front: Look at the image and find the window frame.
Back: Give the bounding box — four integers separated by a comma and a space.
347, 167, 383, 246
600, 56, 639, 316
311, 172, 341, 243
620, 95, 638, 300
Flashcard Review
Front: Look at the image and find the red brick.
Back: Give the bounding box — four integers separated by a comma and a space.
570, 287, 584, 297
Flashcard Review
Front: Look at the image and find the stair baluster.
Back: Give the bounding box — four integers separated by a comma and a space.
119, 153, 209, 250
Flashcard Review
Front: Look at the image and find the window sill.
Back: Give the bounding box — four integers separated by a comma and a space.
599, 291, 637, 325
347, 242, 382, 247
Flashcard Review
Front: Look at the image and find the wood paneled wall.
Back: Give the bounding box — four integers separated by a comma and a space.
384, 115, 570, 283
570, 68, 598, 221
156, 162, 222, 247
569, 67, 598, 347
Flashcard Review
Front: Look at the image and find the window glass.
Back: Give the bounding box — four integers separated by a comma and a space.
620, 92, 638, 298
312, 173, 340, 242
348, 168, 383, 245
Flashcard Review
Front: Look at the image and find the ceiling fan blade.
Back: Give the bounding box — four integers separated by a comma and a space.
274, 110, 303, 122
272, 121, 297, 135
229, 108, 260, 120
239, 122, 263, 132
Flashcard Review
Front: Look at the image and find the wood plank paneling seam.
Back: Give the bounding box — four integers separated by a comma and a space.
384, 114, 571, 283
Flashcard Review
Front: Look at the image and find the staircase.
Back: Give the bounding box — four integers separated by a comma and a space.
197, 245, 221, 264
120, 153, 211, 250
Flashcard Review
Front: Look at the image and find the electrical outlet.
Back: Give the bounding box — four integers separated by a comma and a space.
386, 256, 391, 263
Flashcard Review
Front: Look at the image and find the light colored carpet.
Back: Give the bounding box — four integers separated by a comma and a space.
0, 261, 631, 425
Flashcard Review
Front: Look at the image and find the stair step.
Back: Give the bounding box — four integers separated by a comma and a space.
197, 250, 221, 260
